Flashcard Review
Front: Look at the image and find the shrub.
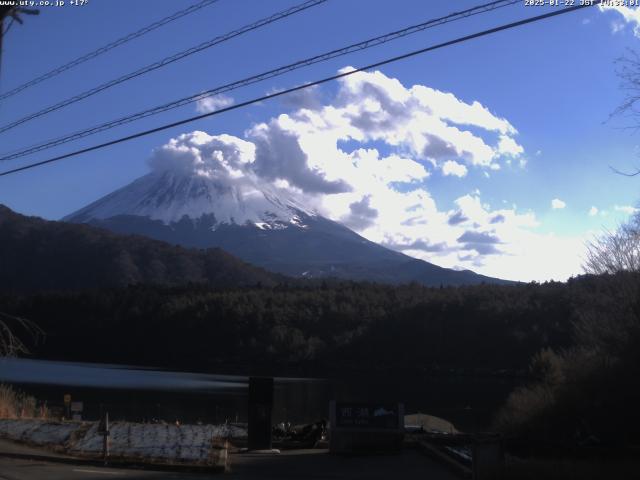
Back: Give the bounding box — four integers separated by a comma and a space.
0, 384, 47, 419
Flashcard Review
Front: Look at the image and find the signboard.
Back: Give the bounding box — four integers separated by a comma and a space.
334, 403, 400, 430
70, 401, 83, 421
329, 401, 404, 453
63, 394, 71, 404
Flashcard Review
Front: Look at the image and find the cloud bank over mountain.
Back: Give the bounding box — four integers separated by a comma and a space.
147, 68, 584, 281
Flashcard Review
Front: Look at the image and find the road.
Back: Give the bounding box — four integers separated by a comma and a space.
0, 440, 460, 479
0, 458, 206, 480
227, 449, 460, 479
0, 452, 459, 480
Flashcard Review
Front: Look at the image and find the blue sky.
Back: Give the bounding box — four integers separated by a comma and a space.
1, 0, 639, 281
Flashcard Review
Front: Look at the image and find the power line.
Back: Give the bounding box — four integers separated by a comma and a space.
0, 0, 222, 102
0, 3, 596, 178
0, 0, 328, 134
0, 0, 520, 163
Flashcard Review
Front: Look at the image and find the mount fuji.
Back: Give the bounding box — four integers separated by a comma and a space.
65, 168, 508, 286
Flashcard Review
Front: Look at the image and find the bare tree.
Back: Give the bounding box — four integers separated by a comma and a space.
0, 311, 42, 357
608, 50, 640, 176
613, 50, 640, 121
579, 212, 640, 359
584, 213, 640, 274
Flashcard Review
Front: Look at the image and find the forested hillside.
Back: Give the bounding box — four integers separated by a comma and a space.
2, 277, 598, 376
3, 246, 638, 447
0, 205, 280, 290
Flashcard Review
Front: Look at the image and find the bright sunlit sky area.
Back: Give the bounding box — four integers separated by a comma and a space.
1, 0, 640, 282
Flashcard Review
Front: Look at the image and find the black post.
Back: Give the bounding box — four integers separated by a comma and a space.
63, 394, 71, 420
247, 377, 273, 450
98, 411, 110, 466
0, 13, 4, 79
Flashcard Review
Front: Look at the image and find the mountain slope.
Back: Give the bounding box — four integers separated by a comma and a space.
65, 170, 510, 286
0, 205, 280, 291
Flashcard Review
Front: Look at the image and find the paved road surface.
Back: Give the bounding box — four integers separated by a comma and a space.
0, 457, 205, 480
228, 449, 459, 479
0, 439, 460, 480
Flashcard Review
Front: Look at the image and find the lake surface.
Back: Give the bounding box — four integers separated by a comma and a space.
0, 358, 520, 431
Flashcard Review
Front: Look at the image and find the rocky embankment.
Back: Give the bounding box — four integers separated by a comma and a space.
0, 418, 245, 464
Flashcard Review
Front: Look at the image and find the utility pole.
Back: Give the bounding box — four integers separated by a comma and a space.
0, 7, 11, 78
0, 7, 12, 19
0, 6, 39, 80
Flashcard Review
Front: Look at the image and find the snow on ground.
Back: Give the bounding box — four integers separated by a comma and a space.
0, 419, 246, 464
0, 419, 78, 446
73, 421, 245, 462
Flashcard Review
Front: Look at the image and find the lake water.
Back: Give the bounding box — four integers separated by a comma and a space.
0, 358, 520, 431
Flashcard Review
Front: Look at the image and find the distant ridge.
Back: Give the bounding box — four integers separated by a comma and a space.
0, 205, 280, 291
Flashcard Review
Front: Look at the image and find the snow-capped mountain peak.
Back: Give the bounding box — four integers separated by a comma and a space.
65, 170, 315, 229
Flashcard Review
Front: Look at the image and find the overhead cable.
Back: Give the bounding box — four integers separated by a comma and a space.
0, 3, 596, 178
0, 0, 328, 134
0, 0, 222, 101
0, 0, 518, 162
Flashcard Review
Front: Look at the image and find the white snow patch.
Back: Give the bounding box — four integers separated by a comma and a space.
0, 419, 245, 464
66, 171, 316, 230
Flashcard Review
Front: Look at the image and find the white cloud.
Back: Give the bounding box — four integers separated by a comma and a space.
148, 131, 255, 180
467, 231, 586, 282
248, 119, 350, 194
589, 206, 598, 216
381, 190, 588, 282
441, 160, 468, 177
551, 198, 566, 210
326, 67, 522, 169
600, 4, 640, 36
149, 131, 255, 188
147, 68, 590, 282
612, 20, 626, 34
195, 94, 234, 114
497, 134, 524, 157
614, 204, 639, 215
410, 85, 517, 135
